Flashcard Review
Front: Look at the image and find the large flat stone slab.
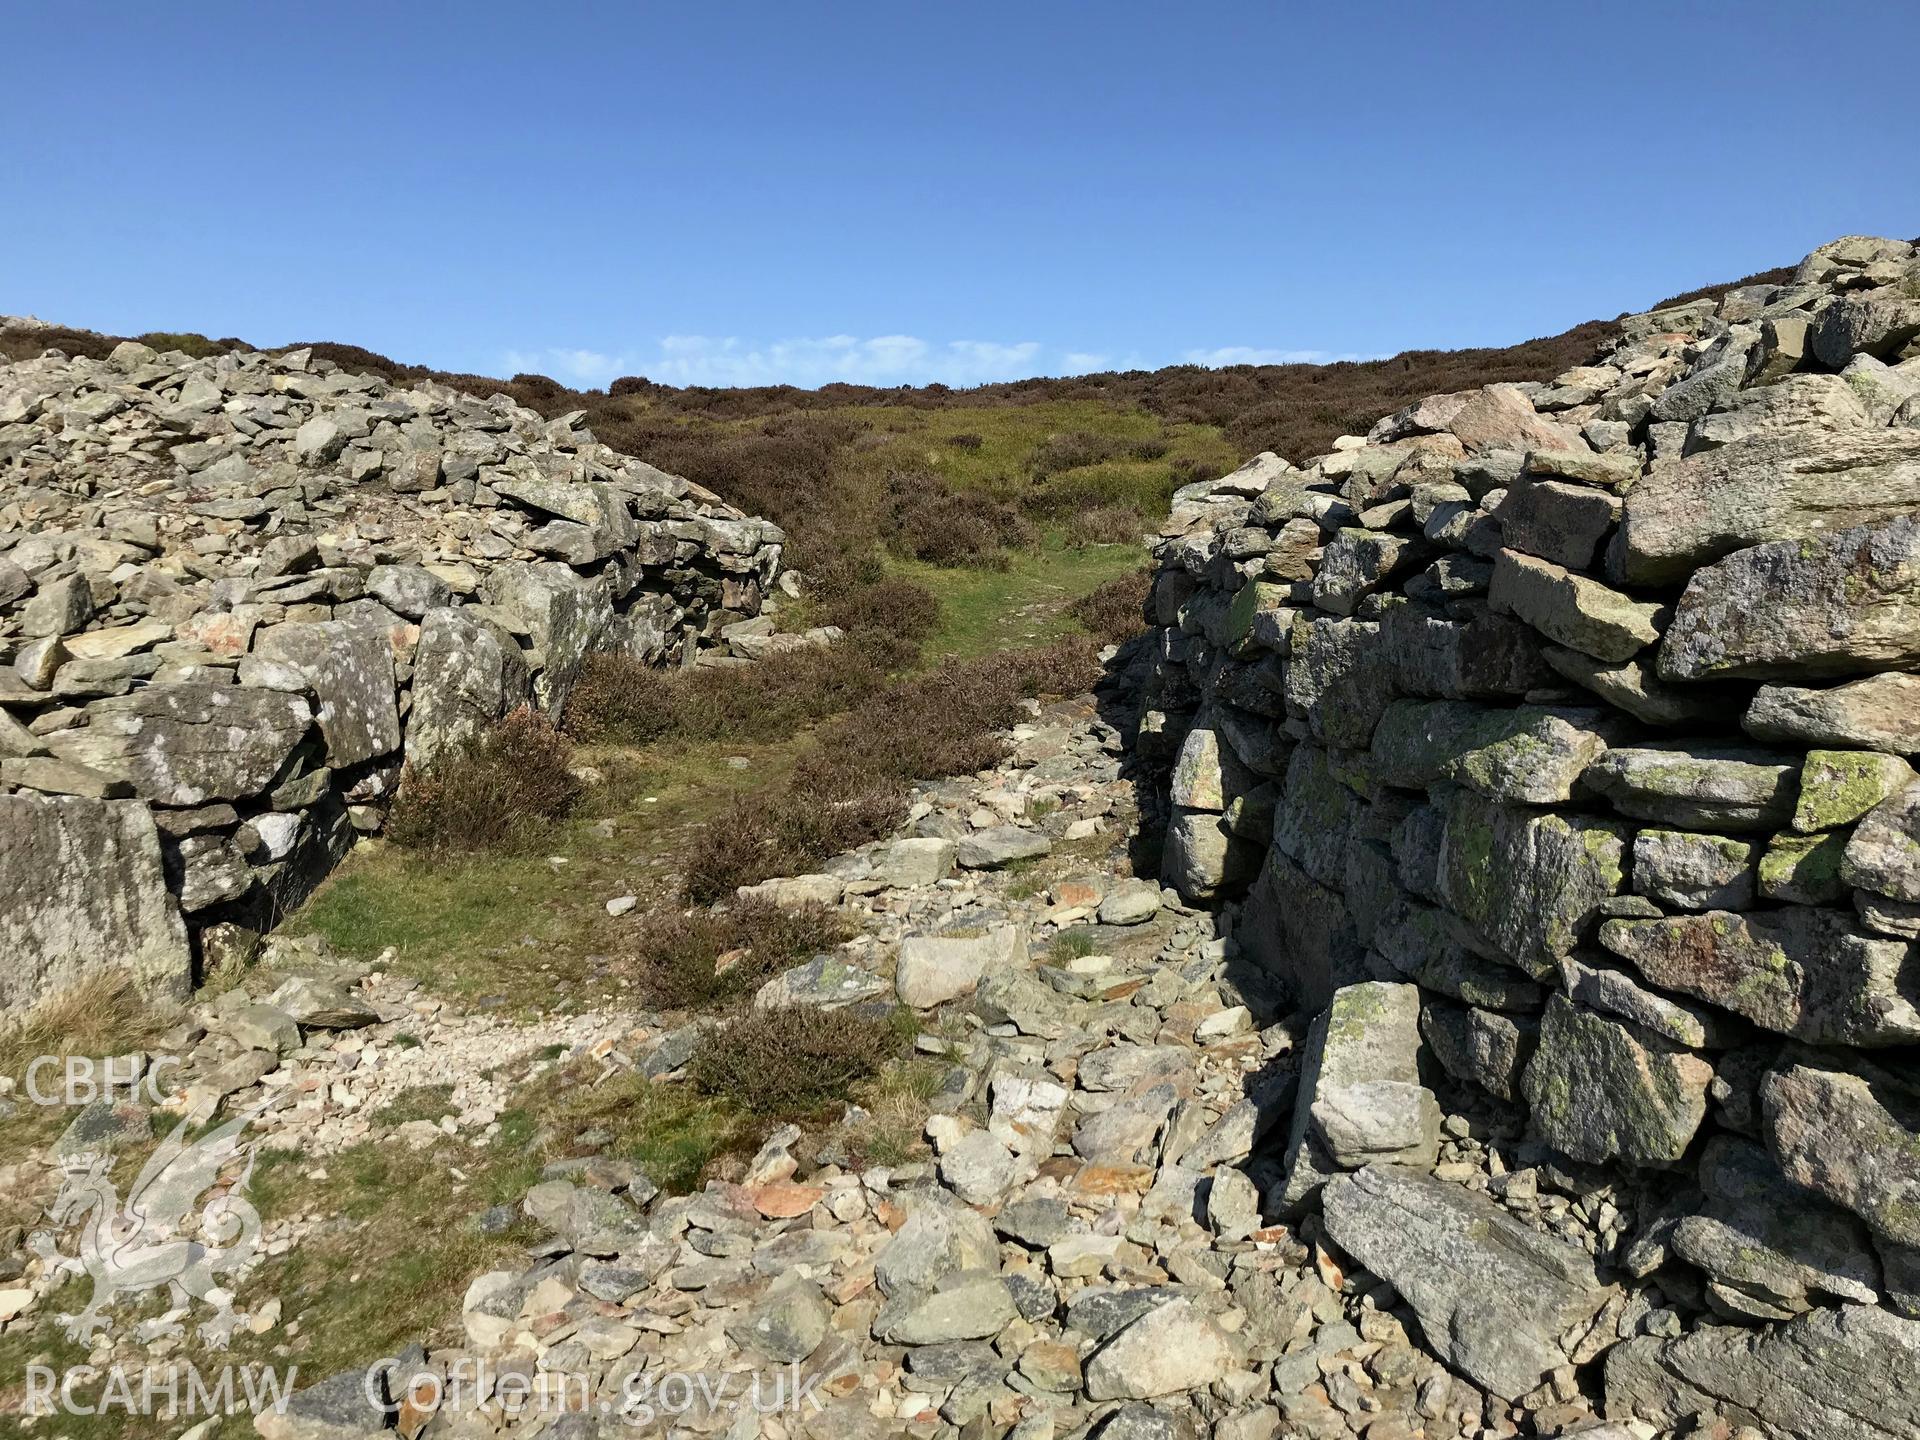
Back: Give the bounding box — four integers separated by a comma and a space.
1370, 699, 1623, 805
1659, 516, 1920, 681
1489, 549, 1662, 663
1322, 1164, 1615, 1401
1605, 1304, 1920, 1440
1745, 673, 1920, 754
1599, 909, 1920, 1046
64, 683, 313, 805
1582, 742, 1799, 833
1617, 427, 1920, 587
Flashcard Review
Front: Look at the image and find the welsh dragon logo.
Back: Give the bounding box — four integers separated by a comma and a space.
28, 1104, 269, 1347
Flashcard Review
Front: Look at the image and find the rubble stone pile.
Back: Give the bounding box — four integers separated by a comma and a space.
0, 336, 785, 1007
1139, 234, 1920, 1435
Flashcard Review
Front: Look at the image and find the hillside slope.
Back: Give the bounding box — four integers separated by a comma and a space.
1, 253, 1815, 621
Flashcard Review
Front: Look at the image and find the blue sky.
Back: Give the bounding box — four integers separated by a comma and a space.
5, 2, 1916, 389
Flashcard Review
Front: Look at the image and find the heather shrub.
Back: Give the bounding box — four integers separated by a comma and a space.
689, 1003, 907, 1115
818, 577, 940, 644
681, 637, 1103, 901
1029, 430, 1167, 478
681, 783, 904, 904
629, 900, 854, 1009
0, 325, 121, 363
561, 657, 680, 746
388, 707, 584, 852
1065, 505, 1147, 547
564, 641, 901, 748
1068, 570, 1152, 646
135, 331, 232, 358
508, 372, 566, 402
883, 470, 1033, 568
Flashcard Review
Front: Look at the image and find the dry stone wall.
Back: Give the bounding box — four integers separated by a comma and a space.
0, 337, 785, 1008
1141, 235, 1920, 1433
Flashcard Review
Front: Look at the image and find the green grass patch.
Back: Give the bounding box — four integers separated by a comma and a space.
892, 541, 1150, 662
1050, 929, 1099, 961
295, 738, 804, 1007
828, 399, 1235, 510
0, 1061, 756, 1436
372, 1082, 456, 1128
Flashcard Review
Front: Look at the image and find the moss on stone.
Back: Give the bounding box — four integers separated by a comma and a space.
1795, 749, 1915, 833
1759, 830, 1849, 904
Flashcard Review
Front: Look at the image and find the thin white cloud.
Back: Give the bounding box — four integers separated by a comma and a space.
651, 334, 1044, 388
1181, 345, 1374, 367
498, 336, 1373, 389
501, 347, 637, 386
502, 335, 1049, 389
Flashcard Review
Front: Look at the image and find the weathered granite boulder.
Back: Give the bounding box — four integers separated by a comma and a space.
1284, 616, 1398, 748
1433, 784, 1629, 978
1276, 982, 1437, 1211
1798, 752, 1915, 833
63, 684, 313, 805
492, 475, 640, 562
1371, 893, 1546, 1010
1660, 517, 1920, 681
1558, 953, 1737, 1049
1600, 910, 1920, 1046
1322, 1164, 1616, 1400
1522, 993, 1712, 1165
252, 618, 401, 768
406, 607, 534, 770
0, 795, 191, 1006
896, 925, 1025, 1009
1763, 1058, 1920, 1259
1605, 1304, 1920, 1439
1311, 529, 1429, 616
1760, 831, 1852, 906
1617, 428, 1920, 587
1444, 384, 1585, 455
1161, 807, 1254, 901
1270, 744, 1361, 888
1169, 722, 1254, 812
1420, 1000, 1536, 1102
483, 561, 613, 711
1812, 290, 1920, 365
1844, 781, 1920, 903
1495, 476, 1620, 570
874, 1191, 1002, 1297
1380, 606, 1554, 699
1632, 829, 1757, 910
1083, 1297, 1241, 1401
